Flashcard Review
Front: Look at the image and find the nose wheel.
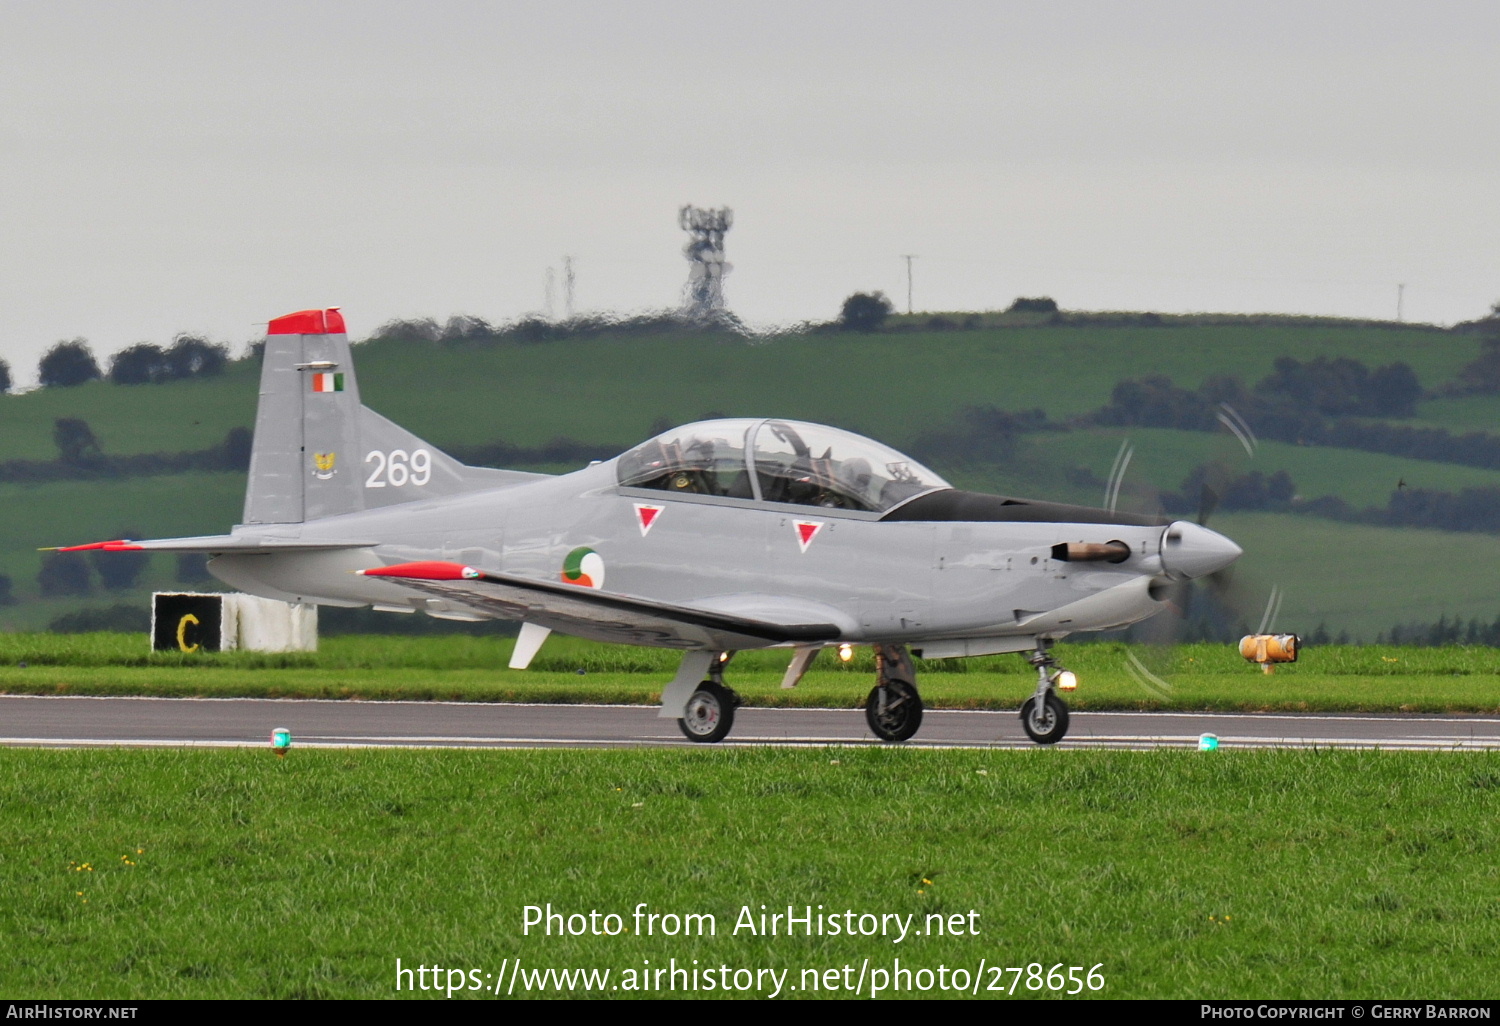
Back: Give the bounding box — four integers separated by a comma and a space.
1021, 641, 1072, 745
1020, 691, 1069, 745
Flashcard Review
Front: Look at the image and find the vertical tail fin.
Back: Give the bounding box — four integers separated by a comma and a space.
243, 308, 533, 525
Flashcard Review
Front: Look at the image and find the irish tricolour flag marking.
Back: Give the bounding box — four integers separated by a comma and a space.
793, 520, 825, 553
311, 372, 344, 393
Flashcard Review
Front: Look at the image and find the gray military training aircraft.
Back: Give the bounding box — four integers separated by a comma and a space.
56, 308, 1243, 745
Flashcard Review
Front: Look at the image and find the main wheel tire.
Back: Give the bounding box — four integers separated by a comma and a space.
678, 682, 736, 743
1020, 691, 1070, 745
865, 678, 923, 742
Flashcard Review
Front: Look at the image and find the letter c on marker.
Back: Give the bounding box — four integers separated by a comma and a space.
177, 613, 200, 653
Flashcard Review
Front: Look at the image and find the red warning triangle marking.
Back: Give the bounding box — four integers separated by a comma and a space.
635, 503, 664, 537
794, 520, 824, 553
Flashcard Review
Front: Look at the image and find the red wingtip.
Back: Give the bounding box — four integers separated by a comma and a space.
53, 540, 143, 552
359, 561, 477, 581
268, 308, 346, 336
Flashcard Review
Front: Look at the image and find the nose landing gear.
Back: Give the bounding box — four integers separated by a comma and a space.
1021, 641, 1072, 745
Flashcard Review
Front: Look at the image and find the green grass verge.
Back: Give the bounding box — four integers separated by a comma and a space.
5, 634, 1500, 713
6, 746, 1500, 998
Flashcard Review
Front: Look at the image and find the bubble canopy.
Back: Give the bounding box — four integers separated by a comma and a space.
616, 419, 951, 513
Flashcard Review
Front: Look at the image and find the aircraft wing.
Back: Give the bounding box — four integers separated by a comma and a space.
360, 561, 844, 651
45, 535, 377, 553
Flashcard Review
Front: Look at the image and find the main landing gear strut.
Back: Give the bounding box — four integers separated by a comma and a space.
866, 643, 924, 742
1020, 640, 1072, 745
677, 651, 743, 744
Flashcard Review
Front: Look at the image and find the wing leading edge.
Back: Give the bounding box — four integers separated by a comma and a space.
360, 560, 843, 651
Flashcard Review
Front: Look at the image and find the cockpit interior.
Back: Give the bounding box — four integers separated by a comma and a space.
616, 419, 951, 513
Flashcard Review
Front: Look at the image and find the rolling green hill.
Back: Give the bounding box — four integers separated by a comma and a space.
0, 317, 1474, 460
4, 314, 1499, 639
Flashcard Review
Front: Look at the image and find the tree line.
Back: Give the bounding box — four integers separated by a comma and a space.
0, 417, 619, 487
25, 336, 231, 389
1090, 357, 1500, 471
37, 546, 213, 600
6, 302, 1495, 394
365, 311, 743, 348
1376, 613, 1500, 648
1158, 463, 1500, 533
0, 420, 252, 484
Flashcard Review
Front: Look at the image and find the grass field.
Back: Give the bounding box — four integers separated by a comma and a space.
0, 361, 261, 461
5, 745, 1499, 999
6, 634, 1500, 713
1014, 428, 1500, 510
0, 320, 1480, 463
0, 473, 246, 631
1412, 394, 1500, 433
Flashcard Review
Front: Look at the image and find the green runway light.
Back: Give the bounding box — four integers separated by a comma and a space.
1198, 733, 1219, 751
271, 728, 292, 755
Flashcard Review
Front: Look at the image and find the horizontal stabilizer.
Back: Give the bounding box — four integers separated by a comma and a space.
360, 560, 843, 650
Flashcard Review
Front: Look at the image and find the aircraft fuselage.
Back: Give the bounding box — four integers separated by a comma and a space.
209, 459, 1209, 648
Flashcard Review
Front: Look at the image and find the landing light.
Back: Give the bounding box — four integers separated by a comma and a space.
838, 644, 854, 663
1055, 670, 1078, 691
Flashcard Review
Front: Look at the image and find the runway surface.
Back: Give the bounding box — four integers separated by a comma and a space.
4, 694, 1500, 750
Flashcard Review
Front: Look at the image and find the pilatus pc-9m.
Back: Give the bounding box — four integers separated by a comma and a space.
57, 309, 1242, 745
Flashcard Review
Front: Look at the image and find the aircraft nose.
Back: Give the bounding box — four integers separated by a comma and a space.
1159, 521, 1243, 580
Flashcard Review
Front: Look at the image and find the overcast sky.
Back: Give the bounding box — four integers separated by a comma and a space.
1, 1, 1496, 383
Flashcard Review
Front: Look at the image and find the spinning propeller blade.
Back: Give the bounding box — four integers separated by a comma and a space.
1111, 402, 1280, 697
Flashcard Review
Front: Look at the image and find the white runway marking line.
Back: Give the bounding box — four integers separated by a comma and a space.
6, 734, 1500, 751
0, 694, 660, 710
1069, 735, 1500, 747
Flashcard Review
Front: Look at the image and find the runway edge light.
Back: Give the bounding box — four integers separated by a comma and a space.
1239, 634, 1299, 674
271, 727, 292, 756
1198, 733, 1219, 751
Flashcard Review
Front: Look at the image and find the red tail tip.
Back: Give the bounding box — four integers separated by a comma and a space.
268, 308, 346, 335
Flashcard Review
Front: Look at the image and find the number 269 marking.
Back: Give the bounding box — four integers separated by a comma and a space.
365, 449, 432, 488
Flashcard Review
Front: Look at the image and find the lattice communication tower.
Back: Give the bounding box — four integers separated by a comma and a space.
679, 205, 733, 317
